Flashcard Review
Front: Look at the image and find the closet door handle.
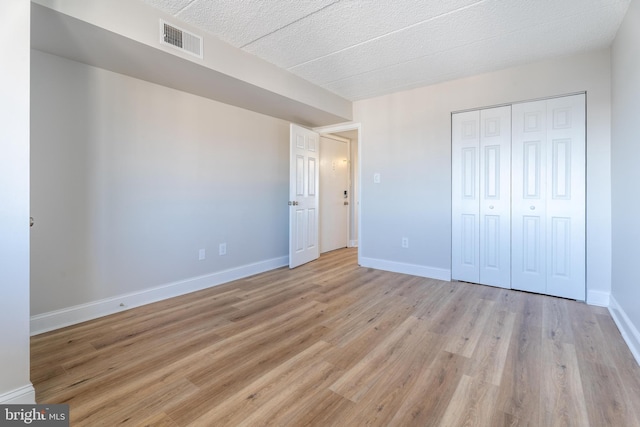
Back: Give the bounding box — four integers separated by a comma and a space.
530, 206, 535, 210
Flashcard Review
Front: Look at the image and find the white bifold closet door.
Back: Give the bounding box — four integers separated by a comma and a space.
452, 106, 511, 288
511, 94, 585, 300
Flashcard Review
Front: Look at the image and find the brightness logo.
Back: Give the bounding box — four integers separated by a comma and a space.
1, 405, 68, 426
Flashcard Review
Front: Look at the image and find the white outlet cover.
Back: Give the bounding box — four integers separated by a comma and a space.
198, 248, 206, 260
219, 243, 227, 255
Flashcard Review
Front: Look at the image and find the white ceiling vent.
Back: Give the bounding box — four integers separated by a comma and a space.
160, 20, 203, 59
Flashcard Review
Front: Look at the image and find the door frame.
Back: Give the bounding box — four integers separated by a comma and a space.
313, 122, 362, 266
319, 133, 351, 253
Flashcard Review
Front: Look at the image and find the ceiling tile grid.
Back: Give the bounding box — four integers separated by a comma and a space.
242, 0, 484, 69
167, 0, 337, 46
143, 0, 631, 101
323, 2, 628, 99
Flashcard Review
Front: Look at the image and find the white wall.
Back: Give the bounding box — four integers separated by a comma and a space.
611, 0, 640, 362
354, 49, 612, 302
30, 50, 290, 331
0, 1, 34, 404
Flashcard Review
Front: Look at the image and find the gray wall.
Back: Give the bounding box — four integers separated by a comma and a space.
0, 1, 32, 403
611, 0, 640, 349
31, 50, 290, 316
354, 49, 612, 303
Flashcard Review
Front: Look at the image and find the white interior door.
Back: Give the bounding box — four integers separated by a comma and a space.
512, 94, 585, 300
452, 111, 480, 283
452, 107, 511, 288
479, 106, 511, 288
319, 135, 348, 253
512, 99, 547, 294
289, 124, 320, 268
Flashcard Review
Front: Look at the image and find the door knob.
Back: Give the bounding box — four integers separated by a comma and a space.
344, 201, 349, 205
489, 205, 494, 210
30, 217, 34, 227
530, 206, 535, 210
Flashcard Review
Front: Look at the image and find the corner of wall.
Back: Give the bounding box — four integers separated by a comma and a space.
586, 290, 610, 307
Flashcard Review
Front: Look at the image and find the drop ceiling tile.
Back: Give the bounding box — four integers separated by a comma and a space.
243, 0, 484, 69
291, 0, 629, 89
175, 0, 338, 47
326, 6, 624, 100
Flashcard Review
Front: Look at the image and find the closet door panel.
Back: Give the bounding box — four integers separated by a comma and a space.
512, 100, 547, 294
512, 95, 586, 300
452, 111, 480, 283
545, 94, 586, 300
479, 106, 511, 288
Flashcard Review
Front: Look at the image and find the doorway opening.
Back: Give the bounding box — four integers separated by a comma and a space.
314, 122, 361, 266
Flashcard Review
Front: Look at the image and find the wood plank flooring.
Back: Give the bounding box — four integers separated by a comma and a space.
31, 248, 640, 426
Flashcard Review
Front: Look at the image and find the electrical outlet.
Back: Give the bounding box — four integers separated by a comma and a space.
198, 248, 206, 260
402, 237, 409, 248
219, 243, 227, 256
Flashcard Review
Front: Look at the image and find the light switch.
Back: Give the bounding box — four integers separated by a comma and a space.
373, 173, 381, 184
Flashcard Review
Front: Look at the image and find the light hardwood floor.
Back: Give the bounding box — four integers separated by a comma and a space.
31, 248, 640, 426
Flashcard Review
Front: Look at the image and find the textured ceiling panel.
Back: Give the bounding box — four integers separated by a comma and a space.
142, 0, 194, 15
325, 8, 622, 100
290, 0, 629, 86
142, 0, 631, 101
174, 0, 337, 47
242, 0, 483, 69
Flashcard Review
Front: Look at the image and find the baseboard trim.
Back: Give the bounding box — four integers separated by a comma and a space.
0, 384, 36, 404
31, 256, 288, 335
586, 290, 610, 307
359, 257, 451, 281
609, 295, 640, 367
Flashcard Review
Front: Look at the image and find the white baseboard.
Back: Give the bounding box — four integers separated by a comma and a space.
359, 257, 451, 281
31, 256, 288, 335
609, 295, 640, 366
0, 385, 35, 404
587, 290, 610, 307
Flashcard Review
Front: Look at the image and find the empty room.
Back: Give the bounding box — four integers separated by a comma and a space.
1, 0, 640, 425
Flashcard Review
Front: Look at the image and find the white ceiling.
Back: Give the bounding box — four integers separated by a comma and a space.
143, 0, 630, 101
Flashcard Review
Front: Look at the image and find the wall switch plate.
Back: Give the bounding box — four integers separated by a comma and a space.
402, 237, 409, 248
198, 248, 206, 260
373, 173, 381, 184
219, 243, 227, 256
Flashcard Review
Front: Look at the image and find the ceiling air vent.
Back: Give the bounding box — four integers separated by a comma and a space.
160, 20, 203, 59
